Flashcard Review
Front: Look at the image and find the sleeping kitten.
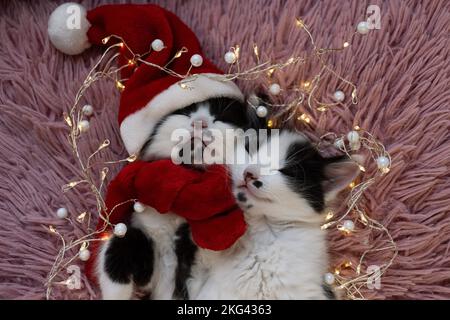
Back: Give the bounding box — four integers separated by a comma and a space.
95, 97, 257, 299
188, 131, 361, 299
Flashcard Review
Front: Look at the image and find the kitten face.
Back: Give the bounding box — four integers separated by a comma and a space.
233, 131, 360, 223
139, 97, 253, 163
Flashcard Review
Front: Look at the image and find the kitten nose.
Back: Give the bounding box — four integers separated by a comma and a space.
191, 118, 208, 128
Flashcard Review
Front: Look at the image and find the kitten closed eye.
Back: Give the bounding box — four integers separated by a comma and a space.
191, 131, 351, 300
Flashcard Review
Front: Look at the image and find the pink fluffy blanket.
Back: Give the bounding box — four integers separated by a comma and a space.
0, 0, 449, 299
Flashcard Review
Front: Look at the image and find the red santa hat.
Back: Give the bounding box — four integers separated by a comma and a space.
48, 3, 244, 156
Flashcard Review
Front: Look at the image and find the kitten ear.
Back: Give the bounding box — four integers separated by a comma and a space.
322, 155, 363, 201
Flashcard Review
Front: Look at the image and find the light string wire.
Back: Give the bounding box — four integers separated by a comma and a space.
45, 17, 395, 300
45, 44, 138, 299
318, 128, 397, 300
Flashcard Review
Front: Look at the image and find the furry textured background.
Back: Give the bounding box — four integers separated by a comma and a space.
0, 0, 449, 299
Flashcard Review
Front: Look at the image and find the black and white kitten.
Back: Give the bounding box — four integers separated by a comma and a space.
188, 131, 361, 299
96, 97, 257, 299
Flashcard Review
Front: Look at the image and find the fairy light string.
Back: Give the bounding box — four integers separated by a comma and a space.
317, 128, 396, 299
46, 17, 395, 300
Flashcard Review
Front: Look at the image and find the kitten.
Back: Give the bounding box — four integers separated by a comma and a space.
96, 97, 257, 299
188, 131, 360, 299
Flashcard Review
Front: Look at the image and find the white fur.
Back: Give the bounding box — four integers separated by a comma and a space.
232, 132, 324, 223
97, 238, 133, 300
189, 132, 336, 299
191, 220, 328, 299
142, 102, 239, 164
120, 74, 244, 156
96, 208, 185, 300
132, 210, 185, 299
97, 101, 243, 299
97, 131, 341, 299
99, 271, 133, 300
48, 3, 91, 55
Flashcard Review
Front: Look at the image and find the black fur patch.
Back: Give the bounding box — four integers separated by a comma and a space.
104, 227, 154, 287
279, 141, 328, 212
139, 98, 254, 158
237, 192, 247, 202
208, 97, 250, 129
322, 284, 336, 300
174, 223, 198, 300
172, 102, 200, 116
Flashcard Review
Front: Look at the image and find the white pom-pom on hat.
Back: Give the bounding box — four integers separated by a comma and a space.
48, 3, 91, 55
